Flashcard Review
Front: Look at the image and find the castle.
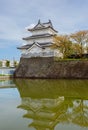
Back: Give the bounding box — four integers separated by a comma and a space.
17, 20, 63, 58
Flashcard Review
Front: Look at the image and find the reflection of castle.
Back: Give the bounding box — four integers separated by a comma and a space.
15, 79, 88, 130
17, 96, 64, 130
17, 97, 88, 129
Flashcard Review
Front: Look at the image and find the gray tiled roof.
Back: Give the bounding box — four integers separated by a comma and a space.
17, 44, 32, 49
17, 42, 53, 49
28, 20, 58, 33
42, 20, 53, 28
23, 33, 55, 40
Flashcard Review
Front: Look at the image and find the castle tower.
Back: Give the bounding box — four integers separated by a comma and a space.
17, 20, 62, 58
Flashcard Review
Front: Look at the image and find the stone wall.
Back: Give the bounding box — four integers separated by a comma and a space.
14, 57, 88, 79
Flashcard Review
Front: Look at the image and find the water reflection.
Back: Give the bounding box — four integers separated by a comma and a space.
15, 79, 88, 130
0, 79, 15, 88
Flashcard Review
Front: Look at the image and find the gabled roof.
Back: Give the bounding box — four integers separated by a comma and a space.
28, 20, 58, 33
43, 20, 53, 28
32, 19, 45, 29
17, 42, 53, 50
23, 33, 55, 40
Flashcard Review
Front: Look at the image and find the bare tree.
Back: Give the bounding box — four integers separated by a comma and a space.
70, 30, 88, 55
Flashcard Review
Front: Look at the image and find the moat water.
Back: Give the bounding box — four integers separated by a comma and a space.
0, 79, 88, 130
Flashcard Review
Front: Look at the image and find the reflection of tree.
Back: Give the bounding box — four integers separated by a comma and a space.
14, 79, 88, 129
72, 99, 88, 127
56, 98, 73, 122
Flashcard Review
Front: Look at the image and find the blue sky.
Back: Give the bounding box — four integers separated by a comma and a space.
0, 0, 88, 60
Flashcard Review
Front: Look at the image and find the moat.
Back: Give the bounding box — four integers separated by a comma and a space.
0, 79, 88, 130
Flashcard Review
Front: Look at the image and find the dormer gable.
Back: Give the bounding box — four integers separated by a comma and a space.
27, 42, 43, 53
43, 20, 53, 28
28, 19, 45, 30
28, 20, 58, 33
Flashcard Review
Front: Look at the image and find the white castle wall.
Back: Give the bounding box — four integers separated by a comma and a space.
26, 37, 53, 44
21, 45, 63, 58
31, 28, 56, 35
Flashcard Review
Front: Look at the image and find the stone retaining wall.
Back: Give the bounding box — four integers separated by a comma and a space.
14, 57, 88, 79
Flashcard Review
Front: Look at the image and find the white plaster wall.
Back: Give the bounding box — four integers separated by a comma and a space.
32, 29, 48, 35
21, 45, 63, 58
22, 46, 52, 55
49, 28, 57, 35
26, 37, 53, 44
31, 28, 56, 35
43, 47, 53, 53
28, 45, 42, 53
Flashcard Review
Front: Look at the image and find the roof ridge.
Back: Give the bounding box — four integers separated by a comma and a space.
28, 20, 58, 32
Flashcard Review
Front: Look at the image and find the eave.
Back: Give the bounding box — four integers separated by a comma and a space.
28, 26, 58, 33
22, 33, 56, 40
17, 42, 53, 50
